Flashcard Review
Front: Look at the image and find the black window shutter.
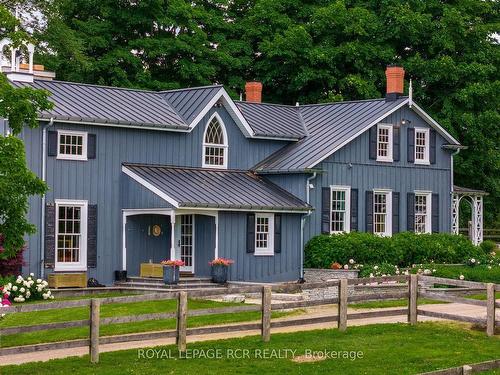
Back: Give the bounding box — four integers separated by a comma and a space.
44, 204, 56, 268
321, 187, 330, 234
87, 134, 97, 159
429, 129, 437, 164
48, 131, 58, 157
365, 191, 374, 233
407, 193, 415, 232
407, 128, 415, 163
350, 188, 358, 231
87, 204, 98, 268
369, 126, 377, 160
246, 213, 255, 253
432, 193, 439, 233
392, 192, 400, 234
393, 126, 400, 161
274, 214, 281, 253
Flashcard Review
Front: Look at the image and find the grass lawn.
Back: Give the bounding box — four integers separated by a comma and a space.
2, 322, 499, 374
349, 298, 444, 309
0, 298, 298, 348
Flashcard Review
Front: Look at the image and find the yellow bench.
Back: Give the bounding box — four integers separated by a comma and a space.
140, 263, 163, 278
48, 273, 87, 288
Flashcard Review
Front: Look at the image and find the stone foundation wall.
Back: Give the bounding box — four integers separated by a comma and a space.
304, 268, 359, 282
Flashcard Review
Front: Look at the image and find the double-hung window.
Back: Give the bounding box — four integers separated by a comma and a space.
376, 124, 393, 162
330, 186, 351, 233
414, 192, 432, 233
202, 114, 228, 169
57, 130, 88, 161
373, 190, 392, 236
414, 128, 429, 164
255, 213, 274, 256
55, 200, 88, 271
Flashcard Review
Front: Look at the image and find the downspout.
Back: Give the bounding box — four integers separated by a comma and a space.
40, 118, 54, 278
300, 172, 317, 282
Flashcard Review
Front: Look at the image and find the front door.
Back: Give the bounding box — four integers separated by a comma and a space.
175, 214, 194, 273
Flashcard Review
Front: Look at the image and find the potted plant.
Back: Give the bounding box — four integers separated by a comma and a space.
209, 258, 234, 284
161, 260, 184, 285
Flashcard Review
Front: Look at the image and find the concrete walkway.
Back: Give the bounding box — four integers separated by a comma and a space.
1, 302, 498, 366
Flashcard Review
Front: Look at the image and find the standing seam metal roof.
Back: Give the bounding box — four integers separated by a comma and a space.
254, 97, 409, 171
11, 80, 188, 129
123, 163, 311, 211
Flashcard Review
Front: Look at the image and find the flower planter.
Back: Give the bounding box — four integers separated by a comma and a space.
211, 264, 229, 284
163, 266, 180, 285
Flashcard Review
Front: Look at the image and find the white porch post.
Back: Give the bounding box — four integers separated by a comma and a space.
170, 212, 176, 260
472, 196, 483, 245
122, 212, 128, 270
214, 213, 219, 259
451, 193, 460, 235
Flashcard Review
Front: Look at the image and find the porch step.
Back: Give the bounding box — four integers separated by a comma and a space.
114, 281, 221, 290
125, 277, 212, 285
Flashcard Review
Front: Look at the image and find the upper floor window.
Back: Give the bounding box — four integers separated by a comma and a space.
57, 130, 87, 161
330, 186, 351, 233
414, 128, 429, 164
373, 190, 392, 236
202, 114, 228, 169
414, 192, 431, 233
377, 124, 393, 162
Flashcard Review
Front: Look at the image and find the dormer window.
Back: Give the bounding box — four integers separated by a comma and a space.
202, 114, 228, 169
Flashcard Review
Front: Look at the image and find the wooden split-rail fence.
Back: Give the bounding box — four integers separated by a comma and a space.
0, 275, 498, 364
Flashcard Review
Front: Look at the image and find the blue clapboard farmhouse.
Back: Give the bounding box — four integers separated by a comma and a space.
2, 51, 485, 285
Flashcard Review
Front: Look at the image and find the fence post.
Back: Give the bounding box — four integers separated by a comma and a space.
408, 274, 418, 325
486, 283, 495, 336
261, 286, 272, 342
89, 298, 100, 364
176, 291, 188, 352
338, 278, 348, 332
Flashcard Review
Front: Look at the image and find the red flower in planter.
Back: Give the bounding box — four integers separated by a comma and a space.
160, 260, 185, 267
209, 258, 234, 267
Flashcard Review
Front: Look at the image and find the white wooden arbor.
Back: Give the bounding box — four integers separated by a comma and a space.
452, 185, 488, 245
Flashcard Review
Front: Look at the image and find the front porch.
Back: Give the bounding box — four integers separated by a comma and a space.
122, 208, 218, 279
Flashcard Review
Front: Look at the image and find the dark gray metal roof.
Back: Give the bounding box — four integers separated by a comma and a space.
235, 101, 306, 139
11, 80, 188, 129
254, 97, 409, 172
161, 85, 223, 124
123, 163, 311, 211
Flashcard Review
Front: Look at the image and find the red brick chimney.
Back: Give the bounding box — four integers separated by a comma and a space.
385, 66, 405, 101
245, 81, 262, 103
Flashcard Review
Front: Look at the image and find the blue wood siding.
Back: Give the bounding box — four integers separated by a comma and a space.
304, 105, 453, 241
21, 104, 289, 283
218, 212, 302, 282
194, 215, 216, 277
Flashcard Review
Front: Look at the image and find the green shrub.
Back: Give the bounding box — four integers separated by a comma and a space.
304, 232, 483, 268
480, 240, 497, 254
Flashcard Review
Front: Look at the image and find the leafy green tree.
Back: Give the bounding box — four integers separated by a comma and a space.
36, 0, 500, 225
0, 5, 52, 257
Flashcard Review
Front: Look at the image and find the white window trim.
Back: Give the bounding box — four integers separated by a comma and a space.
330, 185, 351, 234
414, 191, 432, 234
54, 199, 88, 271
414, 127, 430, 165
202, 113, 228, 169
376, 123, 393, 162
373, 189, 392, 237
56, 130, 88, 161
254, 213, 274, 256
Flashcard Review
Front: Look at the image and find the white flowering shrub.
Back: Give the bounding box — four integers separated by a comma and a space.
2, 273, 53, 303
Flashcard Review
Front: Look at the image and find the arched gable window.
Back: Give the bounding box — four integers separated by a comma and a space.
202, 114, 228, 168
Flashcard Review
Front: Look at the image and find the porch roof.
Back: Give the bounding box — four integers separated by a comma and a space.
122, 163, 312, 212
453, 185, 489, 196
